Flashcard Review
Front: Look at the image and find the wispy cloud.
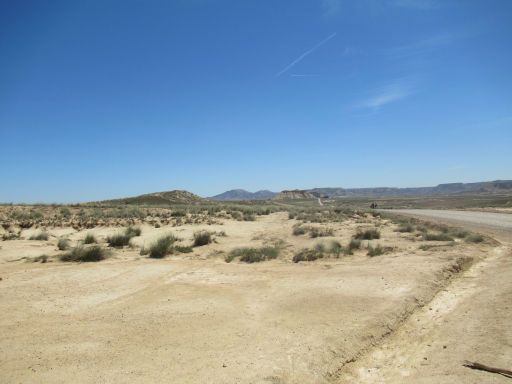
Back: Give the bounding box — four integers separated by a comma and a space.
390, 0, 440, 10
358, 77, 417, 109
384, 33, 462, 59
322, 0, 341, 17
289, 74, 320, 78
275, 33, 337, 78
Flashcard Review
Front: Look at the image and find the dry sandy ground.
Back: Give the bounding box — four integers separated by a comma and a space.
0, 212, 500, 383
337, 210, 512, 383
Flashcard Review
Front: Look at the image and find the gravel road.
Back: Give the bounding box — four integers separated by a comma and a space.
386, 209, 512, 241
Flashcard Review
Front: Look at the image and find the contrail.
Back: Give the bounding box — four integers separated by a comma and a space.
275, 32, 337, 77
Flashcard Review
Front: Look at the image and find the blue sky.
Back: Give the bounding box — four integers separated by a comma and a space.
1, 0, 511, 202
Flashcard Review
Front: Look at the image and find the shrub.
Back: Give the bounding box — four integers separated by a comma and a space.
450, 229, 469, 239
29, 232, 49, 241
174, 245, 193, 253
243, 213, 256, 221
465, 234, 484, 243
193, 231, 212, 247
396, 224, 414, 233
293, 248, 324, 263
57, 238, 70, 250
107, 233, 132, 247
149, 235, 176, 259
348, 238, 361, 251
32, 254, 49, 263
60, 246, 108, 262
292, 225, 307, 236
83, 233, 97, 244
422, 232, 454, 241
309, 227, 334, 238
354, 228, 380, 240
125, 226, 141, 237
226, 246, 280, 263
367, 244, 393, 257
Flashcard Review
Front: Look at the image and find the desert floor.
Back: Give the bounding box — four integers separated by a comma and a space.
0, 210, 509, 383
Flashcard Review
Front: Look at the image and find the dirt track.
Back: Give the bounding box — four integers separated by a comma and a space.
338, 210, 512, 383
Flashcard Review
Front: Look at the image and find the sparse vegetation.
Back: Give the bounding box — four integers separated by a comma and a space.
29, 231, 49, 241
83, 233, 97, 244
226, 246, 280, 263
292, 224, 333, 238
465, 234, 484, 243
57, 238, 70, 250
367, 244, 393, 257
125, 226, 142, 237
174, 245, 193, 253
193, 231, 212, 247
148, 235, 177, 259
348, 238, 361, 251
107, 233, 132, 247
396, 224, 414, 233
60, 246, 109, 262
422, 232, 454, 241
293, 248, 324, 263
354, 228, 380, 240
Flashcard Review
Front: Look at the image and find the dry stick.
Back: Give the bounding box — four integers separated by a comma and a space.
463, 361, 512, 379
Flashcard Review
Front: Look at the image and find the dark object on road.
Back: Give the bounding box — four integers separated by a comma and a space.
463, 360, 512, 379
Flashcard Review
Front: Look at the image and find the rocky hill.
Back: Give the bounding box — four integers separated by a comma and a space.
101, 190, 203, 205
309, 180, 512, 198
209, 189, 277, 201
273, 190, 316, 200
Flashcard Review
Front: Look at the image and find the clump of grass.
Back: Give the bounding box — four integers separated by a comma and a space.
107, 233, 132, 247
419, 242, 455, 251
32, 254, 49, 263
174, 245, 193, 253
193, 231, 212, 247
292, 248, 324, 263
57, 238, 70, 250
226, 246, 280, 263
29, 232, 49, 241
125, 226, 141, 237
465, 234, 484, 243
292, 225, 307, 236
422, 232, 454, 241
354, 228, 380, 240
83, 233, 97, 244
367, 244, 393, 257
396, 224, 414, 233
348, 238, 361, 251
149, 235, 177, 259
450, 229, 469, 239
60, 246, 109, 262
309, 227, 334, 238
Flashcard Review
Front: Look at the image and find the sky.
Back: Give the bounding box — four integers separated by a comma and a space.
0, 0, 511, 202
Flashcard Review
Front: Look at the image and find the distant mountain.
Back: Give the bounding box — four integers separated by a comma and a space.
308, 180, 512, 198
274, 190, 316, 200
209, 189, 277, 201
101, 190, 203, 205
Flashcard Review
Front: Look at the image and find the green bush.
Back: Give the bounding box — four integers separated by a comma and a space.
226, 246, 280, 263
396, 224, 414, 233
293, 248, 324, 263
354, 228, 380, 240
107, 233, 132, 247
309, 227, 334, 238
83, 233, 97, 244
367, 244, 393, 257
292, 225, 307, 236
60, 246, 109, 262
149, 235, 176, 258
125, 226, 141, 237
348, 238, 361, 251
193, 231, 212, 247
174, 245, 193, 253
465, 234, 484, 243
422, 232, 454, 241
29, 232, 49, 241
57, 238, 70, 250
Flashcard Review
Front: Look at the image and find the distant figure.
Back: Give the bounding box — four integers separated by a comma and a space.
370, 202, 378, 209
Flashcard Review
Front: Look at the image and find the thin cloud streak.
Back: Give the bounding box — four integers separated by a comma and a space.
358, 78, 417, 109
275, 33, 337, 77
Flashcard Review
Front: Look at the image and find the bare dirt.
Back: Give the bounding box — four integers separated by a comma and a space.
337, 210, 512, 383
0, 210, 507, 383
